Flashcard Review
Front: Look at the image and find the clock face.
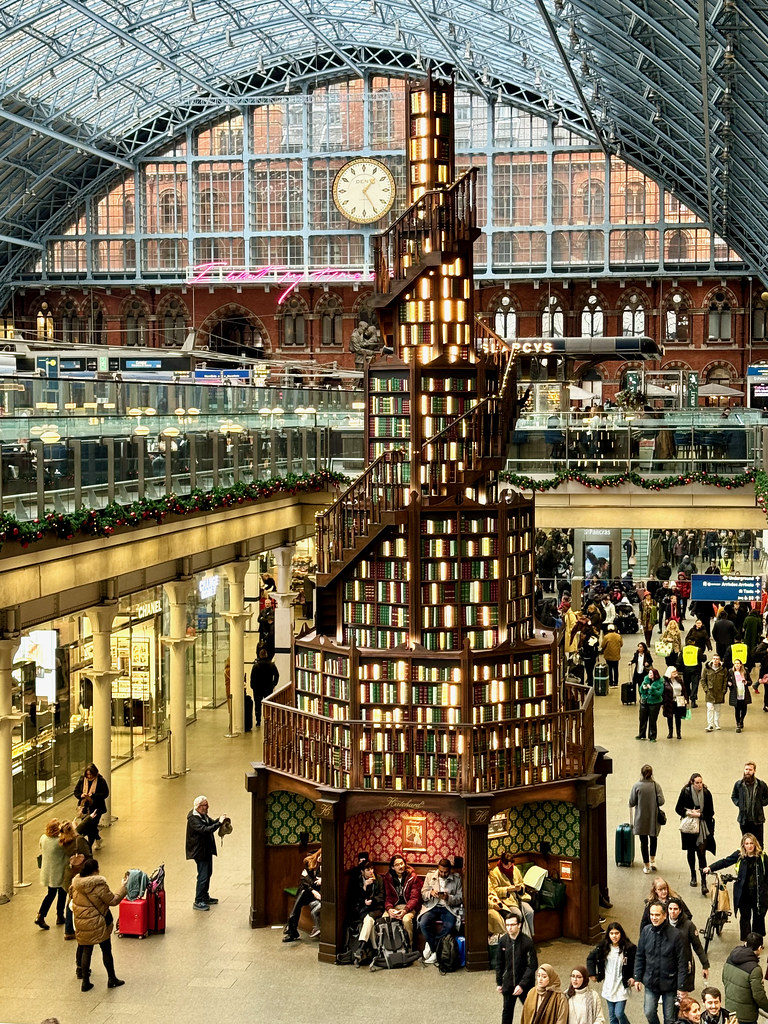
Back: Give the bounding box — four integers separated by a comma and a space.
333, 158, 396, 224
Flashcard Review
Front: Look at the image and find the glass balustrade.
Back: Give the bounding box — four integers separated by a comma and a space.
0, 381, 763, 520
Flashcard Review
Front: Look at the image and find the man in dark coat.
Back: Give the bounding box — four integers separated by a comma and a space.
495, 910, 538, 1024
731, 763, 768, 847
250, 647, 279, 727
667, 898, 709, 992
185, 795, 227, 911
633, 901, 686, 1024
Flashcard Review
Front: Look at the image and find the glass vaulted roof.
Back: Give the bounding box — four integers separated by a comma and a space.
0, 0, 766, 290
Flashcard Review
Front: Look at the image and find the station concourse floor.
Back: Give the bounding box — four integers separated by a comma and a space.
2, 645, 765, 1024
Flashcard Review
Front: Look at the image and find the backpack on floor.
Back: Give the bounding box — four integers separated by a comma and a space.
335, 921, 368, 965
436, 933, 461, 974
369, 917, 421, 971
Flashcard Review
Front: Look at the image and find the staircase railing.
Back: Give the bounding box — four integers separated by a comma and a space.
419, 333, 517, 496
374, 169, 477, 295
315, 447, 409, 575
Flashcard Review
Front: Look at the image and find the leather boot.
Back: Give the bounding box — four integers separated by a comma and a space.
700, 871, 709, 896
81, 971, 94, 992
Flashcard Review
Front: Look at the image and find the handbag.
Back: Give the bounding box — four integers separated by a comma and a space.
655, 639, 673, 657
105, 908, 113, 927
654, 782, 666, 827
679, 815, 700, 834
70, 853, 85, 870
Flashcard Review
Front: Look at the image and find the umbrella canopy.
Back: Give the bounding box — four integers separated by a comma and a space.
644, 383, 674, 397
697, 382, 744, 397
568, 384, 595, 400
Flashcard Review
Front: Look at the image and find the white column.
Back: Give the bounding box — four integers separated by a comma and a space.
0, 636, 20, 902
162, 579, 194, 776
222, 561, 251, 738
271, 544, 295, 682
86, 605, 120, 824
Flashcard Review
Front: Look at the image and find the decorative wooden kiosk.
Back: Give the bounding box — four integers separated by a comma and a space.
247, 73, 610, 969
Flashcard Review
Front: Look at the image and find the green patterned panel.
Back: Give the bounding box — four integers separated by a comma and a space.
266, 790, 322, 845
487, 801, 579, 858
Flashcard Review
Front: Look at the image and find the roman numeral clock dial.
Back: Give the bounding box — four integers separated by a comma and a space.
332, 158, 396, 224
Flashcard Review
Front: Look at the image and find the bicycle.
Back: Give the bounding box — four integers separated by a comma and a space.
702, 871, 736, 952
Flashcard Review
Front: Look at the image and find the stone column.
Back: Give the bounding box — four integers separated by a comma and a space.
0, 636, 20, 901
271, 544, 295, 681
86, 605, 120, 825
162, 579, 194, 776
222, 561, 251, 738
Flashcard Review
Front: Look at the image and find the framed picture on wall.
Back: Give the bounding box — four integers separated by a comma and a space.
402, 814, 427, 851
488, 811, 508, 838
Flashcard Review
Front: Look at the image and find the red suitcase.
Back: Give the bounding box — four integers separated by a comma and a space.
148, 889, 166, 934
117, 897, 149, 938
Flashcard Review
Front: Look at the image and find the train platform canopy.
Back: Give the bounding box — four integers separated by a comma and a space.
0, 0, 765, 296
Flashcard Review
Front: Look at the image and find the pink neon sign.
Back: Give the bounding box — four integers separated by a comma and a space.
187, 262, 374, 303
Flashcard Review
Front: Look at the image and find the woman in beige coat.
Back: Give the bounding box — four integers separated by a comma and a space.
70, 857, 127, 991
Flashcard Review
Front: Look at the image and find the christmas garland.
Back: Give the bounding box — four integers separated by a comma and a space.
755, 469, 768, 517
0, 470, 347, 551
500, 468, 757, 492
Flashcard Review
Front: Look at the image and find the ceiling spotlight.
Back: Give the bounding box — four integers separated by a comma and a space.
497, 86, 503, 103
226, 28, 232, 47
464, 40, 471, 59
534, 69, 542, 87
284, 75, 291, 92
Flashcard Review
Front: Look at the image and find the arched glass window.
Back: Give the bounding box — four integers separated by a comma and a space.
282, 296, 307, 347
753, 299, 768, 342
666, 292, 689, 343
708, 295, 732, 341
551, 182, 567, 224
581, 296, 603, 338
542, 296, 564, 339
36, 303, 54, 342
87, 305, 105, 344
667, 230, 688, 262
60, 299, 82, 344
125, 299, 148, 346
625, 184, 645, 222
123, 197, 135, 233
163, 297, 187, 347
318, 295, 343, 347
493, 293, 517, 340
622, 295, 646, 337
581, 181, 605, 223
160, 191, 181, 232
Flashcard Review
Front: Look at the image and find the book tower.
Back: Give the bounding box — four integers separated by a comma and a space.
250, 74, 607, 967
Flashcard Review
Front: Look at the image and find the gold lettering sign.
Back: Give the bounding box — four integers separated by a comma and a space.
385, 797, 426, 810
469, 807, 491, 825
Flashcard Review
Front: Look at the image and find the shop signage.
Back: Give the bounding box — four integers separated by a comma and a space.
385, 797, 426, 809
132, 599, 162, 620
507, 341, 554, 356
187, 261, 374, 303
199, 575, 220, 600
690, 574, 762, 602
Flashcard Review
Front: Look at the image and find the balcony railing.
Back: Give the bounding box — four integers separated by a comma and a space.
262, 679, 594, 793
507, 411, 765, 477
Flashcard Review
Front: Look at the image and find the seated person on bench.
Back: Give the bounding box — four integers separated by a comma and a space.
347, 860, 385, 962
383, 853, 423, 946
418, 857, 464, 964
489, 852, 535, 937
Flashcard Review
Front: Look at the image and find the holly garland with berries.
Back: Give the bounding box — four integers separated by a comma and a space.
0, 470, 347, 551
501, 467, 757, 493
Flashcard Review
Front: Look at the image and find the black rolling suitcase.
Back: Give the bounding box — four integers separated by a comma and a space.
244, 692, 254, 732
615, 823, 634, 866
621, 680, 637, 705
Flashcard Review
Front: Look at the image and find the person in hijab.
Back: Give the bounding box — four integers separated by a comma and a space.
522, 964, 569, 1024
567, 965, 606, 1024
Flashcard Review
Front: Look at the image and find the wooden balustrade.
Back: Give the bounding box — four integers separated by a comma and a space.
262, 679, 592, 794
374, 169, 477, 294
315, 447, 409, 574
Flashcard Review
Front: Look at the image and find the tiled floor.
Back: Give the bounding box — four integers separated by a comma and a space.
2, 645, 765, 1024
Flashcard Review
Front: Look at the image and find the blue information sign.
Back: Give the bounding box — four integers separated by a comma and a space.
690, 574, 762, 603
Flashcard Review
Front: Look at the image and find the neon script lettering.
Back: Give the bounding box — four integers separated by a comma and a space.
188, 261, 374, 302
